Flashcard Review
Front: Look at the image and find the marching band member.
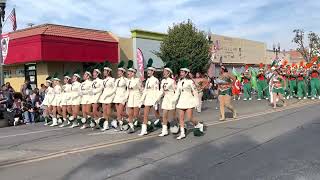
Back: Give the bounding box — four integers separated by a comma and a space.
242, 65, 252, 101
271, 69, 287, 108
158, 63, 176, 137
50, 73, 62, 127
79, 69, 93, 129
90, 66, 104, 128
126, 60, 142, 134
112, 61, 128, 131
59, 72, 72, 127
43, 76, 54, 126
310, 63, 320, 99
70, 71, 82, 128
139, 59, 161, 136
217, 67, 237, 121
256, 63, 269, 100
173, 61, 204, 140
297, 62, 307, 100
289, 65, 297, 98
99, 63, 115, 131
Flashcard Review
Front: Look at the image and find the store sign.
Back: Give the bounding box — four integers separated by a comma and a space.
1, 34, 10, 64
137, 48, 144, 80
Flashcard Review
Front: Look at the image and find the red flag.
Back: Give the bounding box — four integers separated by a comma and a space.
8, 8, 17, 31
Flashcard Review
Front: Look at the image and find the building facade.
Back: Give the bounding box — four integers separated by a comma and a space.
3, 24, 119, 90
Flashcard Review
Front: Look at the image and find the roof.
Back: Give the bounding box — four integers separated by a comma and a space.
9, 24, 118, 42
131, 29, 167, 41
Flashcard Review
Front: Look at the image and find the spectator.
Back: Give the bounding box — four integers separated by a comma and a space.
22, 97, 35, 124
39, 84, 46, 101
20, 79, 32, 99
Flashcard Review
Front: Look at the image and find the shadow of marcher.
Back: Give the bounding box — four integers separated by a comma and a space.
63, 138, 163, 180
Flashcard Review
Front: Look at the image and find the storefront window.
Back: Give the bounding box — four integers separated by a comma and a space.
3, 70, 11, 78
16, 68, 25, 77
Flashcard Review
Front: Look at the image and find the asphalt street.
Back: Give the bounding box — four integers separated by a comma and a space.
0, 99, 319, 180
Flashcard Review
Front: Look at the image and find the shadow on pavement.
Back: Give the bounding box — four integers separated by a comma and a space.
62, 139, 164, 180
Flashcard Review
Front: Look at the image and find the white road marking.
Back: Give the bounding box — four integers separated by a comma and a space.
88, 131, 127, 136
0, 127, 69, 139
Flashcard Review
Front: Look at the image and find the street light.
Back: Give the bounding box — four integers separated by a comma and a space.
273, 42, 281, 60
0, 0, 6, 86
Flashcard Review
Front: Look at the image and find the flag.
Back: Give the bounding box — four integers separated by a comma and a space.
136, 48, 145, 80
1, 34, 10, 64
8, 8, 17, 31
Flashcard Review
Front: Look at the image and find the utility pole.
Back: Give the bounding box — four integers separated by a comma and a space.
0, 0, 6, 85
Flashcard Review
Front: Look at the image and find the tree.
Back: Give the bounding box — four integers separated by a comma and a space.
292, 29, 320, 62
156, 20, 210, 74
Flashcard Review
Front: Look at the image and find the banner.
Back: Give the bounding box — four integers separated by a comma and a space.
1, 34, 10, 64
137, 48, 144, 80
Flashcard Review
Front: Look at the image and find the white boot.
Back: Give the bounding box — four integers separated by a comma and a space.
111, 120, 118, 129
177, 127, 186, 140
101, 121, 109, 131
50, 118, 58, 127
127, 123, 135, 134
159, 125, 169, 137
80, 118, 88, 129
195, 123, 204, 132
138, 124, 148, 136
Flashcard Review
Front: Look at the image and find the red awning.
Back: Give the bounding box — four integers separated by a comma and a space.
4, 24, 119, 65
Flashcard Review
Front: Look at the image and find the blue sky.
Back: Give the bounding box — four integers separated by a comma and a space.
3, 0, 320, 49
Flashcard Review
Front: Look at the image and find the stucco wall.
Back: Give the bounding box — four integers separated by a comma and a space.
134, 38, 164, 69
211, 34, 267, 64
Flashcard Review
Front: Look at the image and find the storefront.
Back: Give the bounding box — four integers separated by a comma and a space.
4, 24, 119, 90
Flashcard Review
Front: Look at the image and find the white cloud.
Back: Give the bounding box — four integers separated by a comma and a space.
3, 0, 320, 49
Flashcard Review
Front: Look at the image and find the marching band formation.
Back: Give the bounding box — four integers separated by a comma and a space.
42, 59, 204, 140
231, 59, 320, 107
41, 57, 320, 140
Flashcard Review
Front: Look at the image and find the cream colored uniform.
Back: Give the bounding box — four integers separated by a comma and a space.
91, 78, 103, 104
80, 80, 93, 105
99, 77, 116, 104
60, 84, 72, 106
71, 81, 82, 105
112, 77, 128, 104
174, 78, 198, 109
159, 77, 176, 110
42, 86, 54, 106
51, 85, 62, 107
127, 77, 142, 108
141, 76, 160, 106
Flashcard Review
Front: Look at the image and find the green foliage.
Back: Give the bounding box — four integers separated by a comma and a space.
293, 29, 320, 62
156, 20, 210, 74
